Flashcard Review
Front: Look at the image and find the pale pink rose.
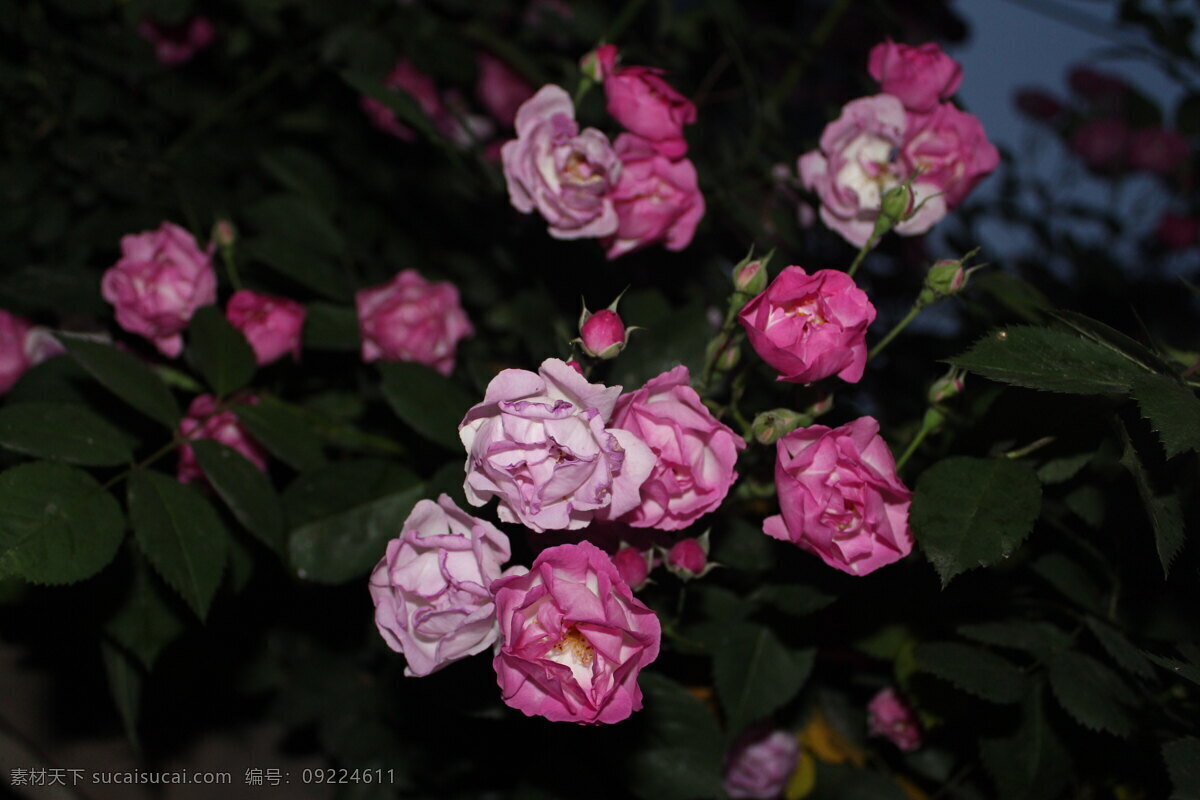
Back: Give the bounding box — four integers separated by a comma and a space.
459, 358, 655, 533
723, 728, 800, 800
137, 16, 215, 67
177, 394, 268, 484
666, 537, 706, 575
610, 366, 745, 530
501, 85, 623, 239
868, 687, 922, 752
490, 540, 661, 724
356, 269, 473, 376
0, 311, 33, 395
738, 266, 875, 385
476, 52, 535, 128
225, 290, 306, 366
902, 102, 1000, 208
603, 55, 697, 159
867, 39, 962, 113
101, 221, 217, 358
1156, 212, 1200, 250
1070, 118, 1130, 172
580, 309, 627, 358
1128, 127, 1189, 175
764, 417, 913, 576
611, 545, 652, 589
798, 95, 946, 247
603, 133, 705, 259
368, 494, 519, 677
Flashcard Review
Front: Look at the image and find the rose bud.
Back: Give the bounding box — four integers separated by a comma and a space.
664, 535, 713, 580
212, 219, 236, 249
612, 545, 653, 590
579, 309, 627, 359
867, 687, 923, 752
580, 43, 618, 82
751, 408, 806, 446
732, 250, 770, 297
928, 368, 965, 405
566, 359, 585, 374
225, 290, 306, 366
867, 39, 963, 113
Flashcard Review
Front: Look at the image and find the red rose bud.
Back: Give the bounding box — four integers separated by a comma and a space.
612, 545, 652, 590
580, 44, 617, 82
566, 359, 585, 374
665, 535, 711, 579
579, 309, 627, 359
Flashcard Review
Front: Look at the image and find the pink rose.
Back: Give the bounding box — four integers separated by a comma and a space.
603, 58, 696, 159
137, 16, 215, 67
368, 494, 519, 677
798, 95, 946, 247
723, 728, 800, 800
459, 358, 655, 532
579, 309, 627, 359
501, 85, 623, 240
764, 417, 913, 576
1070, 118, 1130, 172
603, 134, 705, 259
361, 59, 443, 141
177, 394, 268, 485
1156, 212, 1200, 250
611, 545, 652, 589
738, 266, 875, 385
356, 269, 473, 376
1128, 127, 1189, 175
867, 687, 922, 752
902, 101, 1000, 209
475, 52, 535, 128
490, 540, 661, 724
225, 290, 306, 366
610, 366, 745, 530
0, 311, 33, 395
101, 221, 217, 358
867, 39, 963, 113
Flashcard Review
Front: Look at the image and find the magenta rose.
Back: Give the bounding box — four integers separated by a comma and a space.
738, 266, 875, 385
101, 221, 217, 358
475, 51, 535, 129
490, 540, 661, 724
1070, 118, 1131, 172
0, 311, 34, 395
602, 58, 697, 159
611, 545, 652, 590
225, 290, 306, 366
868, 687, 923, 752
798, 95, 947, 247
137, 16, 215, 67
368, 494, 519, 677
764, 417, 913, 576
610, 365, 745, 530
501, 85, 623, 240
603, 134, 705, 259
723, 728, 799, 800
356, 269, 473, 376
867, 39, 963, 113
902, 102, 1000, 209
1128, 127, 1189, 175
177, 394, 268, 485
459, 358, 655, 532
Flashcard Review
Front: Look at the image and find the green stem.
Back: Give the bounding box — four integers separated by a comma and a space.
894, 421, 933, 472
868, 303, 924, 361
846, 231, 880, 278
100, 436, 183, 493
220, 245, 242, 292
765, 0, 852, 111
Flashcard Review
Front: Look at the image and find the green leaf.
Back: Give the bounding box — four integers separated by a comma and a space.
105, 557, 185, 670
1048, 310, 1175, 374
1131, 373, 1200, 459
192, 440, 285, 554
957, 621, 1073, 657
288, 483, 425, 584
0, 462, 125, 584
1047, 650, 1136, 737
303, 302, 360, 351
1036, 451, 1093, 484
806, 764, 907, 800
61, 336, 180, 428
710, 516, 776, 573
628, 672, 725, 800
259, 147, 339, 212
750, 584, 834, 617
128, 470, 230, 619
911, 456, 1042, 585
187, 305, 257, 397
713, 621, 814, 735
1163, 737, 1200, 799
914, 641, 1026, 703
0, 401, 135, 466
102, 641, 142, 748
1119, 421, 1186, 576
235, 396, 326, 471
1084, 617, 1155, 679
611, 299, 709, 391
379, 362, 475, 450
1064, 484, 1105, 527
980, 688, 1070, 800
1145, 649, 1200, 686
1031, 553, 1108, 614
282, 459, 419, 527
949, 326, 1147, 395
242, 237, 352, 302
245, 193, 345, 256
